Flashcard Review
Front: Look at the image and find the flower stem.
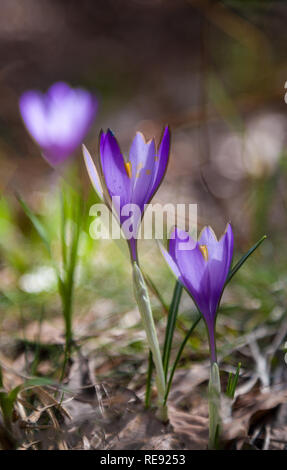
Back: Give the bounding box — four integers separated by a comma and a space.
59, 183, 82, 381
132, 262, 167, 421
208, 361, 221, 449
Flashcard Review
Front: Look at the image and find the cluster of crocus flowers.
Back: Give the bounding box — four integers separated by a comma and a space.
18, 81, 266, 446
19, 82, 98, 166
83, 127, 170, 262
160, 223, 234, 447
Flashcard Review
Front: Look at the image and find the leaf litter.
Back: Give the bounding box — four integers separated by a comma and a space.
0, 310, 287, 450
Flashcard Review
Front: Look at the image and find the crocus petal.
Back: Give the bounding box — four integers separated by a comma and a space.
198, 225, 218, 247
169, 229, 216, 359
99, 130, 107, 160
161, 224, 234, 364
222, 223, 234, 272
170, 228, 202, 288
47, 82, 71, 101
147, 125, 170, 201
19, 82, 98, 165
129, 132, 153, 179
43, 86, 97, 148
159, 242, 182, 283
82, 145, 103, 200
100, 130, 131, 210
87, 127, 170, 262
167, 228, 209, 314
199, 224, 234, 321
129, 133, 156, 210
167, 224, 234, 327
19, 91, 48, 145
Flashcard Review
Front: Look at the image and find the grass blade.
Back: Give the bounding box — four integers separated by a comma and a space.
162, 281, 183, 380
16, 193, 51, 255
164, 312, 201, 405
145, 351, 153, 409
60, 193, 83, 379
226, 235, 267, 284
226, 362, 241, 399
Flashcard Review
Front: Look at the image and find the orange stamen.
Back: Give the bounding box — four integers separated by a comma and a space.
125, 162, 132, 178
199, 244, 208, 261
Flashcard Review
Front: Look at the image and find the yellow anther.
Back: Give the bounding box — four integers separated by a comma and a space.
125, 162, 132, 178
199, 244, 208, 261
145, 169, 151, 175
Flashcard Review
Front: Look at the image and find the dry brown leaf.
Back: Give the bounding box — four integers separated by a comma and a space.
106, 405, 208, 450
223, 386, 287, 445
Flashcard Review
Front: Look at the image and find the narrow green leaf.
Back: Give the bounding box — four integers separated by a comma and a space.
60, 190, 68, 271
226, 235, 267, 284
164, 312, 201, 404
23, 377, 58, 388
60, 194, 83, 379
145, 351, 153, 409
162, 281, 183, 380
17, 193, 62, 295
226, 362, 241, 399
16, 194, 51, 255
226, 372, 233, 397
231, 362, 241, 398
7, 386, 22, 405
0, 385, 22, 428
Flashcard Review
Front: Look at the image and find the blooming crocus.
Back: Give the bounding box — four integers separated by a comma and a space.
160, 224, 234, 363
160, 223, 233, 445
84, 127, 170, 421
83, 126, 170, 261
19, 82, 98, 166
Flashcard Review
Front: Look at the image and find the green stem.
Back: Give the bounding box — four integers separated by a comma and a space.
208, 362, 221, 450
60, 191, 68, 270
132, 262, 167, 421
59, 189, 82, 380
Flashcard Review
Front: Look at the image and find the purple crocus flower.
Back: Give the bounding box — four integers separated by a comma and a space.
83, 127, 170, 262
19, 82, 98, 166
160, 224, 234, 363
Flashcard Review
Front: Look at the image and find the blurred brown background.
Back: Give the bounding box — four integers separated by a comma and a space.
0, 0, 287, 247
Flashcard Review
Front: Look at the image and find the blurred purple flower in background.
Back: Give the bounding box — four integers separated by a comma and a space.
83, 126, 170, 262
19, 82, 98, 166
160, 224, 234, 363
